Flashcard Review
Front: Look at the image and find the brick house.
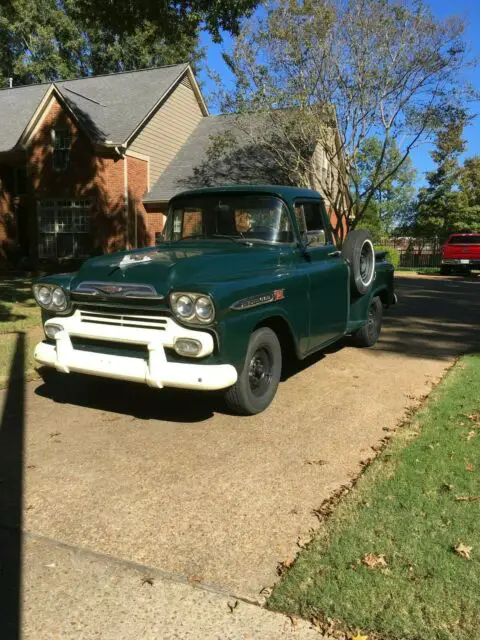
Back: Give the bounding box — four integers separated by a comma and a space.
0, 63, 346, 269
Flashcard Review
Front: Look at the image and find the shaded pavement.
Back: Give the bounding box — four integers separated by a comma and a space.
0, 273, 479, 639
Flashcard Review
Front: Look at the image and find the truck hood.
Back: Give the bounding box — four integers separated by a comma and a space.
71, 243, 284, 295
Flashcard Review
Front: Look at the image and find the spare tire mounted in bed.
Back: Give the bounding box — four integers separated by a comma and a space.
342, 230, 376, 295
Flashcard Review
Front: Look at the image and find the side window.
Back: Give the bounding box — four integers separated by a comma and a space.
295, 201, 327, 247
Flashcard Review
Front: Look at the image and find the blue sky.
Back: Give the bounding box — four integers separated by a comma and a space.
198, 0, 480, 186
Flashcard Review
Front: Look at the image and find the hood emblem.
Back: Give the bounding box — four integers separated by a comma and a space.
73, 281, 163, 300
117, 253, 153, 269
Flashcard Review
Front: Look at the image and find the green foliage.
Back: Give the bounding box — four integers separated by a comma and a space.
374, 245, 400, 268
212, 0, 473, 236
0, 0, 258, 84
355, 201, 383, 242
415, 107, 475, 237
269, 354, 480, 640
75, 0, 259, 45
356, 137, 417, 233
457, 156, 480, 232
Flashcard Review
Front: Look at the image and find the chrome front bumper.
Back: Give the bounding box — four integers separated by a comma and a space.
34, 310, 237, 391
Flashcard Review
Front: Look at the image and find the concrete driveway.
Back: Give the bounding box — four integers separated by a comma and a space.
1, 273, 479, 639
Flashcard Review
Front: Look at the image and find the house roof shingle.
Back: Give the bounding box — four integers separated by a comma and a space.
145, 112, 274, 202
0, 84, 51, 153
0, 63, 190, 152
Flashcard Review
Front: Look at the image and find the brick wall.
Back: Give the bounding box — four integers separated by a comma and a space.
25, 94, 136, 259
0, 164, 14, 267
126, 155, 149, 247
143, 203, 167, 244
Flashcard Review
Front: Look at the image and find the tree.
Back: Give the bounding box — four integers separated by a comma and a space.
460, 157, 480, 205
356, 137, 417, 235
207, 0, 474, 240
75, 0, 259, 45
415, 108, 472, 236
0, 0, 258, 84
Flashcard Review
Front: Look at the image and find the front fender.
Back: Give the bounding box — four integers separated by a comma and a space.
216, 303, 301, 373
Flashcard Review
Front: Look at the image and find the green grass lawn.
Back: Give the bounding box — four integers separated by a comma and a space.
0, 278, 42, 387
268, 354, 480, 640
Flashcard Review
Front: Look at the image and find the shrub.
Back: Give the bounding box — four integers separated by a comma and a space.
375, 244, 400, 268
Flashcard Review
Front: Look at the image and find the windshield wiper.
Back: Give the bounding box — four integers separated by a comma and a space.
175, 234, 252, 245
210, 234, 251, 244
175, 234, 207, 241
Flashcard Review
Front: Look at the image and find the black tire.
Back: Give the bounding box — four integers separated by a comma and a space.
440, 265, 452, 275
353, 296, 382, 347
224, 327, 282, 415
342, 230, 376, 296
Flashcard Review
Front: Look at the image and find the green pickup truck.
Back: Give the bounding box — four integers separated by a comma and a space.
33, 185, 395, 415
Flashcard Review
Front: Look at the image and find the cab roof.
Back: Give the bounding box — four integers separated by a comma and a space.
170, 184, 322, 204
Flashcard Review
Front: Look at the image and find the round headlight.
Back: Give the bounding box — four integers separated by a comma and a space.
36, 286, 52, 306
195, 296, 214, 322
52, 287, 67, 311
175, 295, 195, 318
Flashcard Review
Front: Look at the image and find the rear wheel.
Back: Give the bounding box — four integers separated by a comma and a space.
353, 296, 383, 347
224, 327, 282, 415
440, 265, 452, 275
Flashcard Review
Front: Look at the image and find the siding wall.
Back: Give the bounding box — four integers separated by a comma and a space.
129, 77, 204, 189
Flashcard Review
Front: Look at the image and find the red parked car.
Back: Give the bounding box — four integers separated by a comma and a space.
441, 233, 480, 274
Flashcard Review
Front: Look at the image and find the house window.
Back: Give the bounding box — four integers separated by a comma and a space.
14, 167, 28, 195
38, 199, 91, 258
51, 128, 71, 171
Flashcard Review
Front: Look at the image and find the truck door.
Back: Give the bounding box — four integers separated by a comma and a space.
294, 199, 349, 352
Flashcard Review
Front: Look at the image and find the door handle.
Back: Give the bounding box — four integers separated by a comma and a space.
328, 250, 341, 257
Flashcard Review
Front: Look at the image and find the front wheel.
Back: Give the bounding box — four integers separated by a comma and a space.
353, 296, 383, 347
224, 327, 282, 415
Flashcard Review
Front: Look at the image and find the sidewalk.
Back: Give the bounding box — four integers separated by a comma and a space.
23, 534, 321, 640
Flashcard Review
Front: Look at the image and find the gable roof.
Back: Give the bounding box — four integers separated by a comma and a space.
145, 113, 275, 202
0, 63, 205, 152
145, 106, 345, 204
0, 84, 51, 153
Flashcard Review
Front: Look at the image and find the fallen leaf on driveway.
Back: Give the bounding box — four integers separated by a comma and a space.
455, 496, 480, 502
296, 534, 311, 548
259, 586, 273, 598
362, 553, 387, 569
305, 459, 328, 466
277, 558, 294, 576
227, 599, 239, 613
188, 574, 203, 584
454, 542, 472, 560
141, 575, 154, 586
288, 615, 300, 629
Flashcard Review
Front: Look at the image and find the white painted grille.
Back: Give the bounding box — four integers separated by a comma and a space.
78, 310, 168, 331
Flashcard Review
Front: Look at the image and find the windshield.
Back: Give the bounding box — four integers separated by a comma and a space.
164, 194, 294, 244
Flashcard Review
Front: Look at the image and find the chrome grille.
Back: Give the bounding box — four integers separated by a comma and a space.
78, 309, 168, 330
